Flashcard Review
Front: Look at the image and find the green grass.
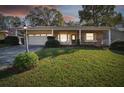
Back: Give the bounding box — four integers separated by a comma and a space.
0, 48, 124, 87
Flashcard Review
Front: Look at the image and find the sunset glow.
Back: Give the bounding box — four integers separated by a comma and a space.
0, 5, 124, 22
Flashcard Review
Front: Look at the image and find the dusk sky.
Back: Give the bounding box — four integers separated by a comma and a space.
0, 5, 124, 22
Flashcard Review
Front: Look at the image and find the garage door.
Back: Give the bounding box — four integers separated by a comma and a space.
28, 36, 47, 45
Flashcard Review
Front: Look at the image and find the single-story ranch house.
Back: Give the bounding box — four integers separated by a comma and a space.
1, 26, 123, 46
0, 31, 8, 40
17, 26, 113, 46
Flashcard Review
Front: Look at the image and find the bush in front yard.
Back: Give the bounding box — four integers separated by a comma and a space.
5, 36, 19, 45
0, 39, 5, 44
45, 36, 60, 48
110, 41, 124, 51
76, 39, 80, 46
13, 52, 39, 71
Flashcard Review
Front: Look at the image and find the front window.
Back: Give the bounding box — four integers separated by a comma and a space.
86, 33, 94, 41
60, 34, 67, 42
35, 34, 40, 36
72, 35, 76, 40
29, 34, 34, 36
47, 34, 52, 36
41, 34, 46, 36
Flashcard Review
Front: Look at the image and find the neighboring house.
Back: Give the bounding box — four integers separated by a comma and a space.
111, 22, 124, 43
0, 31, 8, 40
0, 28, 18, 40
8, 28, 18, 36
17, 26, 112, 46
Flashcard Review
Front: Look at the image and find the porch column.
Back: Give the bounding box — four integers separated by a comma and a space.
108, 29, 111, 46
51, 29, 54, 36
15, 29, 18, 36
79, 29, 81, 43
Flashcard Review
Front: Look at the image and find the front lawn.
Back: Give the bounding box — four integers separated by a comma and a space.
0, 48, 124, 87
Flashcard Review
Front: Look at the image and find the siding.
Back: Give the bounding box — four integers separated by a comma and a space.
111, 29, 124, 42
23, 29, 109, 46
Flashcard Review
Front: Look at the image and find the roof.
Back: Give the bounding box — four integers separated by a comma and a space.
17, 26, 111, 31
0, 30, 8, 33
116, 28, 124, 32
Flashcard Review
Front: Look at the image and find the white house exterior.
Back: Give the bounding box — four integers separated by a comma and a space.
17, 26, 112, 46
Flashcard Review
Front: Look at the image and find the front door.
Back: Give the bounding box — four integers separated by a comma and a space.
71, 34, 76, 45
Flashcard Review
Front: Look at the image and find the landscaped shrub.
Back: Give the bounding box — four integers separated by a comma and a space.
45, 36, 60, 48
110, 41, 124, 51
4, 36, 19, 45
0, 39, 5, 44
13, 52, 39, 71
76, 39, 80, 46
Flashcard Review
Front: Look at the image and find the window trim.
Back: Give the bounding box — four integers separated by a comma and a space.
60, 34, 68, 42
29, 34, 34, 36
72, 34, 76, 40
35, 34, 41, 36
85, 33, 97, 42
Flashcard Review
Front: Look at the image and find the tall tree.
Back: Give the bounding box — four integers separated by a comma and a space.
0, 15, 21, 30
65, 21, 79, 26
26, 6, 64, 26
0, 14, 6, 30
4, 16, 21, 28
79, 5, 122, 26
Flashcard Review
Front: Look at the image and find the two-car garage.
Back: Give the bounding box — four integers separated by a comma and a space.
28, 34, 52, 45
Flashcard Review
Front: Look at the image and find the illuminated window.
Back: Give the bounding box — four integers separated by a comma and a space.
29, 34, 34, 36
60, 34, 67, 42
57, 35, 60, 40
47, 34, 52, 36
72, 35, 76, 40
41, 34, 46, 36
86, 33, 94, 40
35, 34, 40, 36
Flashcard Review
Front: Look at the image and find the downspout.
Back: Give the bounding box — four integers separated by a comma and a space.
108, 29, 111, 46
15, 29, 18, 36
79, 29, 82, 44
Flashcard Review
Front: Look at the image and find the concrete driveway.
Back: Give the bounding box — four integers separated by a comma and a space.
0, 45, 41, 68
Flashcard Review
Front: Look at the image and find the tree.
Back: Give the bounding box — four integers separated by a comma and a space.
0, 15, 21, 30
79, 5, 122, 26
0, 14, 6, 30
26, 6, 64, 26
4, 16, 21, 28
103, 13, 122, 27
64, 21, 79, 26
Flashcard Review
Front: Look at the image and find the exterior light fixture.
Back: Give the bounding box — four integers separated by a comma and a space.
23, 25, 29, 52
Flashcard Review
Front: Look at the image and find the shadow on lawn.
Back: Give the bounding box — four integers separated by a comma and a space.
36, 46, 106, 60
110, 49, 124, 55
36, 48, 77, 59
0, 67, 17, 79
0, 66, 31, 79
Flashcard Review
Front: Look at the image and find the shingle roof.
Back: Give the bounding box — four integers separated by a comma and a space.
0, 30, 8, 33
17, 26, 111, 31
